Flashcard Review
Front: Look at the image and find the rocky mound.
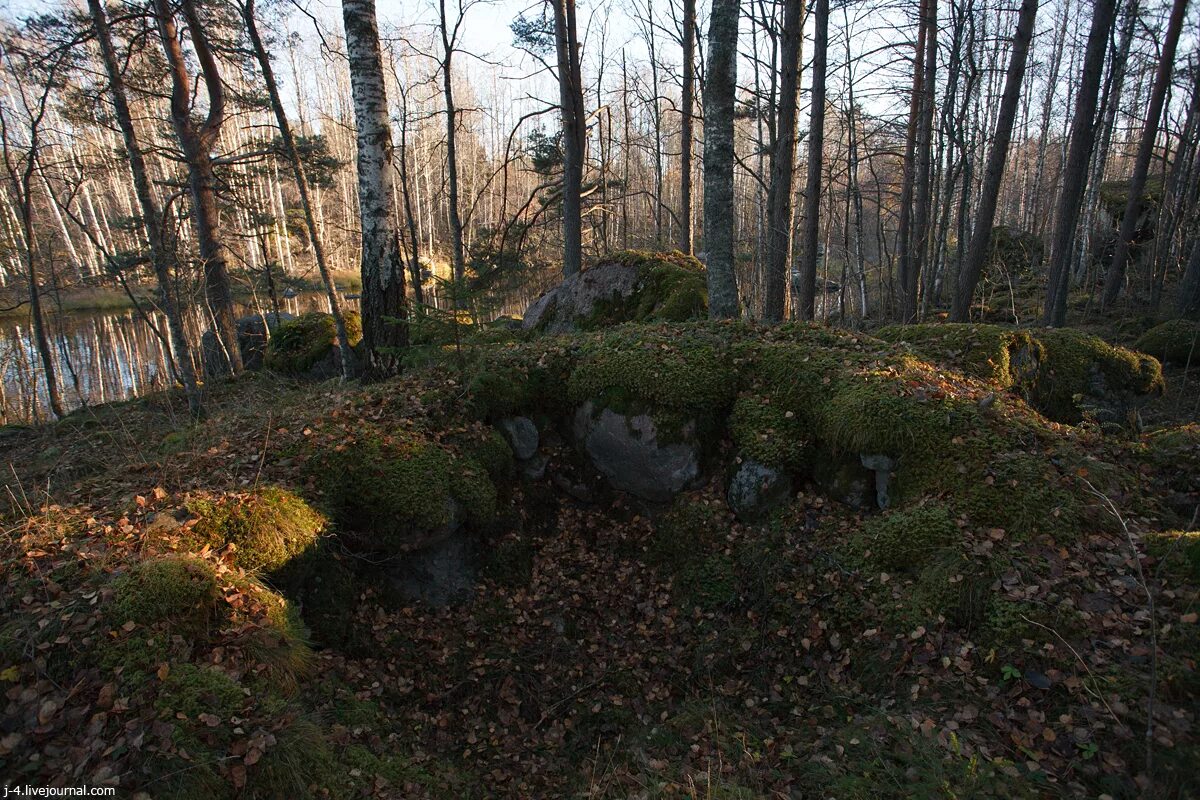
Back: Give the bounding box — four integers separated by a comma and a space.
2, 318, 1196, 798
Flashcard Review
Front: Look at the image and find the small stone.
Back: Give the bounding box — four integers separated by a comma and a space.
498, 417, 539, 461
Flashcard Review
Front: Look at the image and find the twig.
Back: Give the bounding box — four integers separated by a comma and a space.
1083, 478, 1157, 787
1017, 614, 1119, 724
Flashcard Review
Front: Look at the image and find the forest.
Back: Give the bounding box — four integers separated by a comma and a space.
0, 0, 1199, 796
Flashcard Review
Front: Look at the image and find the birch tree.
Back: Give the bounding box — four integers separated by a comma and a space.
342, 0, 408, 376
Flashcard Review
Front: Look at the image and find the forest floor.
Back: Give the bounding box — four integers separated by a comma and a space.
1, 320, 1198, 799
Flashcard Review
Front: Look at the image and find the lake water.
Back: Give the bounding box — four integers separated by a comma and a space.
0, 292, 340, 425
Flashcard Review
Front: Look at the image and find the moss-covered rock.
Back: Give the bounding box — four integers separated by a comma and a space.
567, 324, 737, 415
1099, 174, 1165, 218
313, 431, 497, 552
879, 322, 1164, 424
985, 225, 1043, 277
1134, 319, 1200, 365
523, 250, 706, 333
876, 323, 1044, 389
1033, 327, 1164, 423
264, 311, 362, 376
186, 487, 324, 573
108, 555, 222, 634
728, 393, 809, 469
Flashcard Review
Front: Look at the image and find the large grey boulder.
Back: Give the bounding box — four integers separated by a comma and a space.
727, 458, 793, 521
572, 401, 701, 502
523, 260, 641, 334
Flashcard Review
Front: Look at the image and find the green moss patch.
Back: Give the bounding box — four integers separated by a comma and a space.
157, 662, 245, 719
186, 487, 325, 573
876, 323, 1044, 388
878, 322, 1163, 423
567, 325, 738, 415
853, 505, 958, 572
1145, 530, 1200, 581
108, 555, 222, 634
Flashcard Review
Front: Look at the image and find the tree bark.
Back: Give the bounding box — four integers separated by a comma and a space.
153, 0, 243, 374
762, 0, 806, 322
88, 0, 203, 415
342, 0, 408, 377
950, 0, 1039, 322
894, 6, 927, 320
397, 85, 425, 307
704, 0, 741, 319
796, 0, 827, 321
678, 0, 696, 254
242, 0, 353, 377
905, 0, 938, 322
438, 0, 467, 288
1179, 237, 1200, 315
552, 0, 585, 277
1102, 0, 1190, 308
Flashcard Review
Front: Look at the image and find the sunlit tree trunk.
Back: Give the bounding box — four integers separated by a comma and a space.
153, 0, 243, 374
678, 0, 696, 254
764, 0, 807, 322
342, 0, 408, 376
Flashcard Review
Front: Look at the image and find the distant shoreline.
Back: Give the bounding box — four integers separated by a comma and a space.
0, 271, 363, 322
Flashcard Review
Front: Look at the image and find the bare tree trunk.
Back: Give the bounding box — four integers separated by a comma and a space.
553, 0, 585, 277
905, 0, 938, 322
704, 0, 741, 318
950, 0, 1038, 322
1102, 0, 1190, 308
342, 0, 408, 377
1179, 237, 1200, 315
397, 85, 425, 306
796, 0, 827, 321
242, 0, 353, 377
678, 0, 696, 254
1075, 0, 1139, 284
1151, 47, 1200, 309
153, 0, 243, 374
895, 6, 928, 320
0, 125, 64, 418
87, 0, 203, 415
438, 0, 466, 287
1028, 1, 1070, 234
